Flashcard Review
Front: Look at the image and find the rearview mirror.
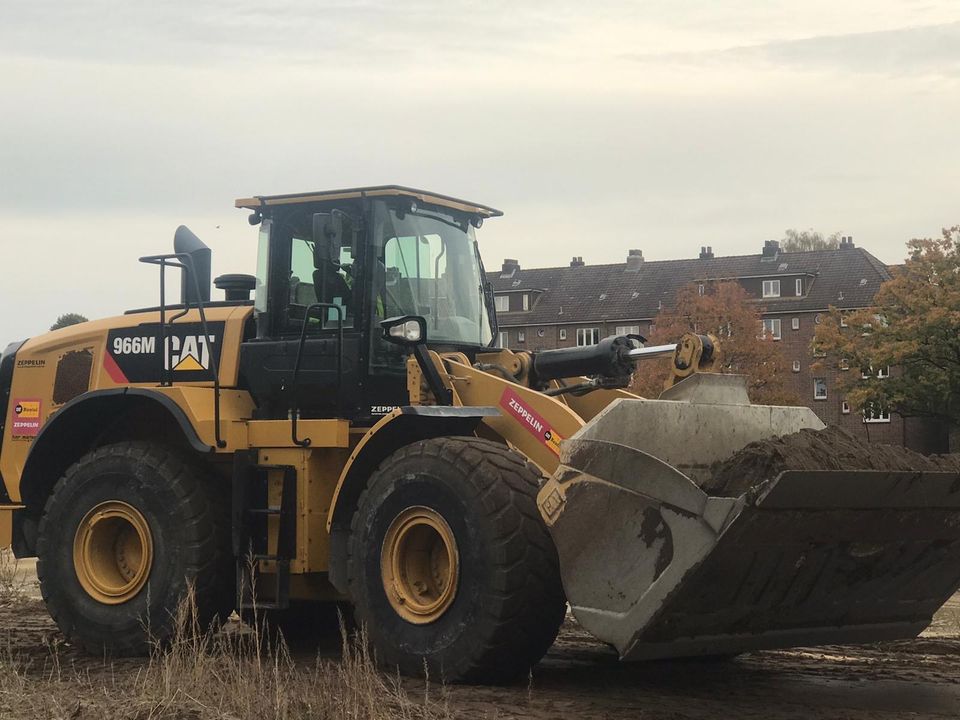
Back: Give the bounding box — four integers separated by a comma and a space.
312, 212, 342, 265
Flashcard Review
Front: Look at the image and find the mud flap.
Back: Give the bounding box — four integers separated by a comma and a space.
539, 439, 960, 660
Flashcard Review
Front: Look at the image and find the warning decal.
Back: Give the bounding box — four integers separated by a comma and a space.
499, 387, 563, 456
11, 398, 41, 437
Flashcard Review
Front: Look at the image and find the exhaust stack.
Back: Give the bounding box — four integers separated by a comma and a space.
174, 225, 211, 305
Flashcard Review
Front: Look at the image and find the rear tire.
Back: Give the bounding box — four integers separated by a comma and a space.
347, 437, 566, 684
36, 441, 233, 655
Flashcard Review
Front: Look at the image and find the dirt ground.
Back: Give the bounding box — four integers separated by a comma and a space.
5, 558, 960, 720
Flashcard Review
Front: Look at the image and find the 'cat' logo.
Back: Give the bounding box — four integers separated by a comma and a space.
166, 335, 216, 372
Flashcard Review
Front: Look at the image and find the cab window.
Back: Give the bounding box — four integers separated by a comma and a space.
283, 235, 356, 333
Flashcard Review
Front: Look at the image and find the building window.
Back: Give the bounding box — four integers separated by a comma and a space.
761, 318, 781, 340
840, 314, 848, 328
862, 365, 891, 379
537, 328, 545, 338
814, 313, 822, 324
842, 400, 851, 414
517, 331, 525, 343
863, 404, 891, 423
494, 295, 509, 313
795, 278, 802, 296
698, 284, 705, 296
791, 317, 800, 331
559, 328, 567, 341
577, 328, 600, 346
792, 360, 800, 373
813, 378, 827, 400
762, 280, 781, 298
839, 358, 849, 371
615, 325, 640, 336
522, 294, 530, 311
497, 331, 508, 348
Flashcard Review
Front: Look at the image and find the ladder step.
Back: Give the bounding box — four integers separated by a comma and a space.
248, 507, 282, 515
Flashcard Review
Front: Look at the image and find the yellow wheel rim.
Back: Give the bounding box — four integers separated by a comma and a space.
73, 501, 153, 605
381, 506, 459, 624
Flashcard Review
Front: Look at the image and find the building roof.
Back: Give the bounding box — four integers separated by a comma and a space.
491, 245, 891, 326
235, 185, 502, 218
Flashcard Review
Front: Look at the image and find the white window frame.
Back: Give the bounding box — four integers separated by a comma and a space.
762, 279, 781, 298
497, 331, 508, 348
862, 365, 890, 379
863, 405, 891, 423
517, 330, 525, 343
842, 401, 851, 415
791, 317, 800, 331
839, 358, 849, 371
792, 360, 800, 373
559, 328, 567, 341
577, 327, 600, 346
698, 284, 705, 296
615, 325, 640, 337
840, 314, 848, 328
795, 278, 802, 296
522, 294, 530, 311
761, 318, 781, 340
813, 377, 827, 400
494, 295, 509, 313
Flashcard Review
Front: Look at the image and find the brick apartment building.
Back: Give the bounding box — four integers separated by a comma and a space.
490, 238, 942, 452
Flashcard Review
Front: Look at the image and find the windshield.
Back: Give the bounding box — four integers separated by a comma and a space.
372, 200, 494, 347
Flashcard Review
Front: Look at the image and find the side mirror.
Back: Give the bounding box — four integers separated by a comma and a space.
381, 315, 427, 346
312, 212, 343, 265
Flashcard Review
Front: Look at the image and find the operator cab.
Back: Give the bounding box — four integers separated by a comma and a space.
235, 186, 502, 424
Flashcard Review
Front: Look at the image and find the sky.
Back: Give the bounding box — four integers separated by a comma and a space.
1, 1, 958, 340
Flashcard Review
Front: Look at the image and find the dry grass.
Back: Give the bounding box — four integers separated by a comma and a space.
0, 549, 28, 607
0, 590, 460, 720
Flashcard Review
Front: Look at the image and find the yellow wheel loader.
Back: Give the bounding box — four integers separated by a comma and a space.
1, 185, 959, 683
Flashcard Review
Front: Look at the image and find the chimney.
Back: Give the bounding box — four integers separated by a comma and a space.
839, 235, 855, 250
625, 249, 644, 271
570, 256, 585, 268
761, 240, 780, 262
501, 258, 520, 277
699, 246, 714, 260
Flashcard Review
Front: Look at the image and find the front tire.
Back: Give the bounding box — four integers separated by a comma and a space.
347, 437, 566, 684
36, 442, 233, 655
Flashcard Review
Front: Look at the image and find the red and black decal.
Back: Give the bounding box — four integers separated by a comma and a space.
105, 322, 225, 384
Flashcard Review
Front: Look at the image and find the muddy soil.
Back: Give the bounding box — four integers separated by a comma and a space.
4, 594, 960, 719
705, 425, 960, 496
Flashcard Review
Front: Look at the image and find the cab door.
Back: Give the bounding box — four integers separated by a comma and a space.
239, 210, 366, 421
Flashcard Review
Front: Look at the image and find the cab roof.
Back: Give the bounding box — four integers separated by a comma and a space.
235, 185, 503, 218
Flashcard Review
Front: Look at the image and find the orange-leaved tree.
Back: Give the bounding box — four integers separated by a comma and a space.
630, 281, 799, 405
814, 226, 960, 432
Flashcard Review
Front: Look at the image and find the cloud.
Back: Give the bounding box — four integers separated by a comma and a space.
625, 22, 960, 78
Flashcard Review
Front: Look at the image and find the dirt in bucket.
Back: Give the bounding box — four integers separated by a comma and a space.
703, 425, 960, 497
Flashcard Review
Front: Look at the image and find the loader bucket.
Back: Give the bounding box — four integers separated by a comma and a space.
537, 376, 960, 660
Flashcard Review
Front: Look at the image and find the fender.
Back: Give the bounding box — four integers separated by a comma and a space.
325, 405, 499, 592
12, 388, 214, 555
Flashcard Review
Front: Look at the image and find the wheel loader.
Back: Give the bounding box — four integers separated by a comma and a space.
1, 185, 959, 683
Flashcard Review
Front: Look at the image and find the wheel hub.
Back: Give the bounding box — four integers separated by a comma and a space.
73, 501, 154, 604
381, 506, 459, 624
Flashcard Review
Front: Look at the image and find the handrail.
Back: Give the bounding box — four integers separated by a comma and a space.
139, 252, 226, 449
290, 302, 344, 447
